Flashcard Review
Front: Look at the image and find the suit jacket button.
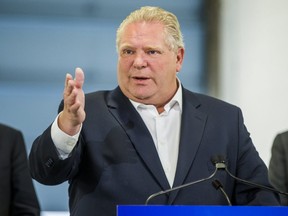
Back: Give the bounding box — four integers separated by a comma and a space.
45, 158, 54, 168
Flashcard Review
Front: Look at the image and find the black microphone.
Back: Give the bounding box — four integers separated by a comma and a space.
212, 179, 232, 206
145, 164, 219, 205
211, 155, 288, 197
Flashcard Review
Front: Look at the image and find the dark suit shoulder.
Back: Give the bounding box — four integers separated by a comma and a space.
84, 87, 128, 109
0, 123, 22, 136
183, 88, 240, 114
84, 90, 114, 111
85, 90, 111, 102
273, 130, 288, 148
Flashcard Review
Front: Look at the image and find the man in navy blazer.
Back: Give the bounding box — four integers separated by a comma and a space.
29, 6, 279, 216
0, 123, 40, 216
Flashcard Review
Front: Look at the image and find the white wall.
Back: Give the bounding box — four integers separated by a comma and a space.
219, 0, 288, 165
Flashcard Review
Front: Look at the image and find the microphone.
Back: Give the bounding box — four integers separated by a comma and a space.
212, 179, 232, 206
145, 164, 219, 205
211, 155, 288, 197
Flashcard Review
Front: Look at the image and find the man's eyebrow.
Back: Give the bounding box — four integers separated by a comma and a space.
119, 44, 164, 52
119, 44, 134, 49
144, 46, 163, 50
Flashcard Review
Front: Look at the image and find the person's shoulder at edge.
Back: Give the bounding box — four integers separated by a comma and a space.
0, 123, 21, 134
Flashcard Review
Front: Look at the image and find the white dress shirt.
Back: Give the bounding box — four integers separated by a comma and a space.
129, 85, 182, 187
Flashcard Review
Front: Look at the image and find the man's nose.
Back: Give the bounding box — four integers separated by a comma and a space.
133, 53, 147, 69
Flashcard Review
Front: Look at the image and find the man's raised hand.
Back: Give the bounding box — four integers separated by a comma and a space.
58, 67, 86, 135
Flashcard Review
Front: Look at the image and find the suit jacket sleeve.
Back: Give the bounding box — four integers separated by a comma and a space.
269, 132, 288, 205
231, 109, 279, 205
29, 125, 83, 185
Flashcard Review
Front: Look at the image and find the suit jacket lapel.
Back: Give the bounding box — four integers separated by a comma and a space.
107, 87, 170, 191
168, 88, 207, 204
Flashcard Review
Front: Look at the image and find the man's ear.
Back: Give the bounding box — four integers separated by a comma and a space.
176, 48, 185, 72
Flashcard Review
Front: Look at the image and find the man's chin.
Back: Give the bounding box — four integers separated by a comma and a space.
130, 94, 153, 104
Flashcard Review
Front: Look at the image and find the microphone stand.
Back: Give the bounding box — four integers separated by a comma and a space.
145, 166, 218, 205
212, 179, 232, 206
213, 157, 288, 197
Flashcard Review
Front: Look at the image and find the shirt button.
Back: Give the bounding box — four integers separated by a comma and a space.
67, 140, 74, 146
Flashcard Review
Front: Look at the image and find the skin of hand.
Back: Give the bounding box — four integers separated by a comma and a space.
58, 67, 86, 136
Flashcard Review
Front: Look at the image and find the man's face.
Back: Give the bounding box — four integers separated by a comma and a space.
117, 21, 184, 109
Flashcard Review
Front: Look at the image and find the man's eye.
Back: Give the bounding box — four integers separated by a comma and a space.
147, 50, 160, 55
122, 50, 134, 55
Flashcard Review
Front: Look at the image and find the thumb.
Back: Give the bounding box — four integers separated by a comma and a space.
75, 67, 85, 88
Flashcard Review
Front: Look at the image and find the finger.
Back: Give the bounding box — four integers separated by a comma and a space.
64, 73, 74, 99
74, 67, 85, 88
69, 100, 82, 113
65, 88, 77, 107
64, 79, 75, 99
65, 73, 73, 88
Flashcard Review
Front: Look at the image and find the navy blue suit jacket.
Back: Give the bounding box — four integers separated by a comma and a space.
29, 86, 279, 216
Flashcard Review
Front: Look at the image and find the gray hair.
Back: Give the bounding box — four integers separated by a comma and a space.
116, 6, 184, 53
